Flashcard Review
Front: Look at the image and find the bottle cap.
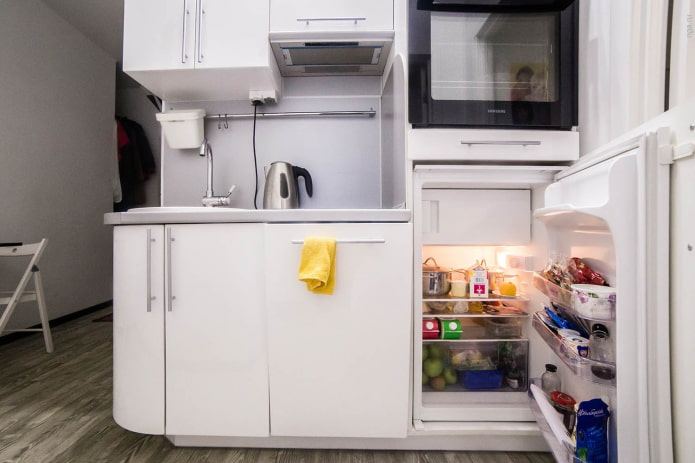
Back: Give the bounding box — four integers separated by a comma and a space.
550, 391, 576, 407
545, 364, 557, 372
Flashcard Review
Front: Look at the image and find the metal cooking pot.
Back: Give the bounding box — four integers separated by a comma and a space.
422, 257, 451, 297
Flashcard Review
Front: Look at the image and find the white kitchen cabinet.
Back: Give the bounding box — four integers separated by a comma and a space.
270, 0, 393, 33
165, 224, 269, 437
421, 189, 531, 245
113, 225, 165, 435
263, 223, 412, 438
408, 128, 579, 162
122, 0, 280, 102
112, 223, 269, 438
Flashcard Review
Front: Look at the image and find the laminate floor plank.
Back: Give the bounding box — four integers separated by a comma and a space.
0, 308, 555, 463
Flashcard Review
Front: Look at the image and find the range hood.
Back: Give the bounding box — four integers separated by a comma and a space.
269, 32, 394, 77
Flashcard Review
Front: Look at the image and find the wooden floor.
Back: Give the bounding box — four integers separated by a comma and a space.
0, 308, 555, 463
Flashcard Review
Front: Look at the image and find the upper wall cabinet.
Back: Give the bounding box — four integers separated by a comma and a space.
270, 0, 393, 33
123, 0, 280, 102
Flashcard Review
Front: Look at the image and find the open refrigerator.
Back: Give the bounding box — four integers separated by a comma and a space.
411, 113, 683, 461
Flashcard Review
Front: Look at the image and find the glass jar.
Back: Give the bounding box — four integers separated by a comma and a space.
541, 363, 561, 394
589, 324, 616, 380
550, 391, 577, 433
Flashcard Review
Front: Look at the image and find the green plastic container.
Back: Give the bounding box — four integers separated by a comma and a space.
439, 318, 463, 339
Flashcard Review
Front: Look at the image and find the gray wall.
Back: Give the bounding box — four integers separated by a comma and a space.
0, 0, 115, 330
161, 77, 384, 210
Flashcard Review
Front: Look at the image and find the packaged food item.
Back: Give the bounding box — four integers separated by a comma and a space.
541, 364, 561, 394
468, 262, 489, 298
422, 318, 440, 339
568, 257, 607, 286
575, 398, 610, 463
571, 284, 616, 320
550, 391, 577, 433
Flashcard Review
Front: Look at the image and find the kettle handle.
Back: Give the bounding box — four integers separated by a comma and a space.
292, 166, 313, 198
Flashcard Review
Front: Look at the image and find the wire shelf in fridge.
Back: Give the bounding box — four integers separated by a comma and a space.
532, 312, 616, 387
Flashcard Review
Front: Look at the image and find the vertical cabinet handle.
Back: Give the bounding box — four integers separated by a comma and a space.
166, 228, 175, 311
196, 0, 204, 64
181, 0, 190, 63
146, 229, 157, 312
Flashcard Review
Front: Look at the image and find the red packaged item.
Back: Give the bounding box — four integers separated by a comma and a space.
568, 257, 607, 286
422, 318, 440, 339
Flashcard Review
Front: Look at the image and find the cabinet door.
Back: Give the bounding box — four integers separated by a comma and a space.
421, 189, 531, 245
165, 224, 269, 437
264, 223, 412, 438
270, 0, 393, 33
123, 0, 196, 71
112, 226, 165, 434
197, 0, 270, 69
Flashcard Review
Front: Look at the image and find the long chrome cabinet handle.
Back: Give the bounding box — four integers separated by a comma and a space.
146, 229, 156, 312
196, 0, 204, 64
166, 228, 175, 311
460, 140, 541, 146
291, 239, 385, 244
297, 17, 366, 25
181, 0, 190, 63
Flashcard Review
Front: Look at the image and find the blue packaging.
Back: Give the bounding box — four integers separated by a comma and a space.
575, 398, 610, 462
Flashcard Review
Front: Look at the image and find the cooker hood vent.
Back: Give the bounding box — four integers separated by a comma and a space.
270, 33, 393, 77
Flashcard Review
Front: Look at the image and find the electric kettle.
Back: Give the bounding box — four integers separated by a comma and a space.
263, 162, 313, 209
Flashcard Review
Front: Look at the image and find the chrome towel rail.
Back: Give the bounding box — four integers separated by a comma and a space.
291, 239, 385, 244
205, 109, 376, 121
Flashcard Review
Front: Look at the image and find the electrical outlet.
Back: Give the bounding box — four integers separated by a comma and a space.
249, 90, 278, 104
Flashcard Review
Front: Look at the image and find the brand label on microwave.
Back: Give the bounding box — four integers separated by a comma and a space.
487, 109, 506, 114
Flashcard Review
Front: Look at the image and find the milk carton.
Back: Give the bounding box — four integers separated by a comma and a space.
469, 265, 489, 298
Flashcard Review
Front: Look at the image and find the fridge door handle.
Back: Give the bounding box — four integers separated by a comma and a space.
166, 228, 175, 311
146, 229, 156, 312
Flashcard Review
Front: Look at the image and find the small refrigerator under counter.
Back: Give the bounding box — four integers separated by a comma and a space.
411, 113, 674, 462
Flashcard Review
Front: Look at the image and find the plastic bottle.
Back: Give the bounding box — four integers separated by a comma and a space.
541, 363, 561, 394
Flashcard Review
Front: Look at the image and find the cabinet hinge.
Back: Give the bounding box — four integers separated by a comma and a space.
661, 142, 695, 164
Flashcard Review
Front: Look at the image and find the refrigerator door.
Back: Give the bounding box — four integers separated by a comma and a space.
532, 126, 672, 462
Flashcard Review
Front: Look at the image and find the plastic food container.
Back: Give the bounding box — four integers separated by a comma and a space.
458, 369, 503, 389
484, 317, 522, 338
439, 318, 463, 339
571, 284, 616, 320
422, 318, 440, 339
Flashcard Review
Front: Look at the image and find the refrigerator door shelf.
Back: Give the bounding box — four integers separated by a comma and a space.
532, 312, 616, 387
528, 381, 582, 463
533, 273, 616, 325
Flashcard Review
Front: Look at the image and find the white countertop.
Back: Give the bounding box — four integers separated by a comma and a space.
104, 207, 411, 225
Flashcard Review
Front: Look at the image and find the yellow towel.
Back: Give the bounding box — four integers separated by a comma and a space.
298, 237, 336, 295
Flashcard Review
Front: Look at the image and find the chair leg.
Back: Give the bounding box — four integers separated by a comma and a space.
33, 271, 53, 353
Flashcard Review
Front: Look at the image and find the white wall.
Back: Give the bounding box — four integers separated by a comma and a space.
578, 0, 670, 154
0, 0, 115, 330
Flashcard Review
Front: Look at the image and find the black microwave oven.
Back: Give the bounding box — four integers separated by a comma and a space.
408, 0, 578, 129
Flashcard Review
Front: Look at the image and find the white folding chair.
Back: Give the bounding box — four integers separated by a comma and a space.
0, 239, 53, 353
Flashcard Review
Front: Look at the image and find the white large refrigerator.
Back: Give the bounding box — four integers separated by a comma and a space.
411, 105, 694, 461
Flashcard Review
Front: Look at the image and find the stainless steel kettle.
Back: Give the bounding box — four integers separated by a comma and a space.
263, 162, 313, 209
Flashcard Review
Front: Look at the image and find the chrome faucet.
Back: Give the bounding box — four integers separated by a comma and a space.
199, 139, 236, 207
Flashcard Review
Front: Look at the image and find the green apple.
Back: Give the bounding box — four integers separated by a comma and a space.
428, 343, 446, 360
422, 344, 429, 361
423, 358, 444, 378
443, 366, 458, 385
422, 372, 430, 385
429, 376, 446, 391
